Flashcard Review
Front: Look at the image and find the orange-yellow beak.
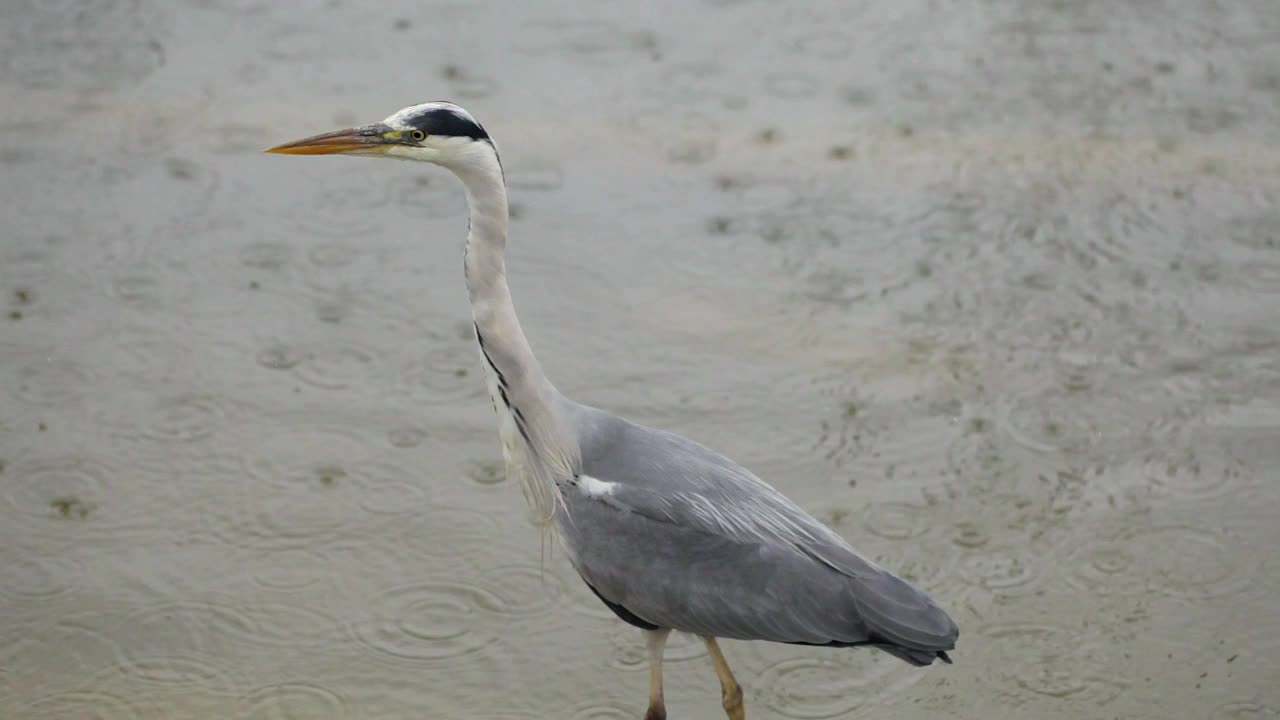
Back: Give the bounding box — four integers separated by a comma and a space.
264, 124, 394, 156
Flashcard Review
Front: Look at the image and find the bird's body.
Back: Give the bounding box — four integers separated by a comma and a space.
268, 101, 957, 719
562, 403, 955, 665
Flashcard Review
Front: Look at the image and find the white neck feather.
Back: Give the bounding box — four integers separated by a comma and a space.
446, 143, 578, 524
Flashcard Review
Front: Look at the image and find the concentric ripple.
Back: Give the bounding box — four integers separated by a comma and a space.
944, 428, 1022, 497
14, 689, 143, 720
862, 501, 933, 540
396, 341, 487, 404
204, 422, 428, 550
133, 392, 229, 443
1140, 441, 1247, 500
110, 599, 341, 689
0, 458, 138, 549
568, 702, 634, 720
239, 423, 426, 512
116, 655, 231, 688
997, 384, 1162, 457
977, 622, 1127, 706
754, 651, 926, 719
0, 613, 126, 692
351, 582, 504, 662
242, 683, 348, 720
1213, 701, 1278, 719
0, 554, 82, 599
957, 545, 1046, 596
235, 602, 345, 650
105, 249, 209, 312
249, 548, 332, 591
1062, 524, 1253, 600
11, 354, 92, 406
997, 388, 1102, 454
291, 342, 383, 390
110, 602, 253, 684
475, 564, 567, 618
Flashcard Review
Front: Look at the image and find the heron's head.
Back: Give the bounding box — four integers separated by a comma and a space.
265, 101, 495, 170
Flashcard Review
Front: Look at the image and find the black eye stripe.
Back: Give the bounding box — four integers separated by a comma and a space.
404, 107, 489, 141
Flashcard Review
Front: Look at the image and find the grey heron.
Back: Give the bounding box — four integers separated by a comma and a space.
266, 101, 958, 720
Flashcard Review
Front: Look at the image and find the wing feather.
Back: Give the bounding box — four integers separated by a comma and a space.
563, 406, 958, 657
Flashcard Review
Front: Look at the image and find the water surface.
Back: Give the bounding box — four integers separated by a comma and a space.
2, 1, 1278, 718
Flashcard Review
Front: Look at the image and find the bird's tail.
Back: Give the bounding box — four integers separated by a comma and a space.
875, 643, 953, 666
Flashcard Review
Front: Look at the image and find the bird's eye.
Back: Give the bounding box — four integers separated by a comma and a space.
410, 129, 426, 142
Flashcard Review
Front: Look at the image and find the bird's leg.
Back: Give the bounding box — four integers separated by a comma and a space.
643, 629, 671, 720
703, 637, 745, 720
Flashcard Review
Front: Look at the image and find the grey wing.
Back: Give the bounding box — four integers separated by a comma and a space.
560, 405, 958, 664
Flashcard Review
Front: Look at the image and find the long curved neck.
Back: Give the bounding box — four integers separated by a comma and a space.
453, 150, 545, 395
449, 145, 578, 520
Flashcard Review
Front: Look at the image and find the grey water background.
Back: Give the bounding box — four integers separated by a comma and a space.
2, 1, 1279, 718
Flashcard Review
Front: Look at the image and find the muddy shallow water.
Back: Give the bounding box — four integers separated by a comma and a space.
2, 1, 1279, 718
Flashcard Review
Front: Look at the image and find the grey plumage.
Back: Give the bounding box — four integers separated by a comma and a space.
558, 400, 958, 666
267, 100, 957, 719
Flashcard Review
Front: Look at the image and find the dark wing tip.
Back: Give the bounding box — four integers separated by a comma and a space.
938, 650, 953, 664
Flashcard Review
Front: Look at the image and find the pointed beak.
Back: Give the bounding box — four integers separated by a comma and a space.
264, 124, 395, 156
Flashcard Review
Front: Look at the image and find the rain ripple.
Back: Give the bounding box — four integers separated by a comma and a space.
569, 703, 634, 720
956, 544, 1047, 597
113, 655, 233, 688
290, 341, 383, 391
0, 457, 157, 551
977, 622, 1127, 706
395, 338, 487, 404
1061, 524, 1254, 601
753, 652, 927, 719
248, 548, 333, 592
1, 613, 126, 693
862, 501, 933, 541
0, 554, 82, 600
10, 354, 93, 407
111, 600, 341, 685
13, 689, 142, 720
997, 382, 1172, 457
478, 564, 568, 618
242, 683, 348, 720
128, 599, 339, 650
131, 392, 230, 444
349, 564, 562, 668
1213, 701, 1279, 719
351, 582, 507, 662
202, 424, 427, 550
1139, 439, 1248, 501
